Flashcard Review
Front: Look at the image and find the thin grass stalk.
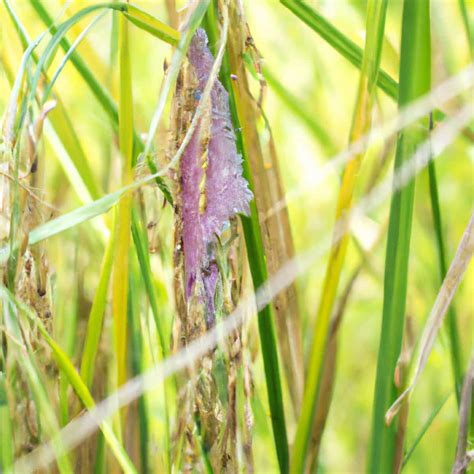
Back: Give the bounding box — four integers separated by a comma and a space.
205, 2, 289, 471
452, 354, 474, 474
128, 263, 149, 473
131, 205, 171, 472
0, 372, 14, 472
385, 210, 474, 425
428, 118, 463, 403
458, 0, 473, 58
291, 1, 388, 470
80, 228, 116, 388
261, 65, 335, 154
402, 392, 451, 468
368, 1, 431, 471
112, 10, 134, 391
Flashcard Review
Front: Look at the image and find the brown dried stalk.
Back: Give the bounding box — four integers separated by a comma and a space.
225, 0, 304, 412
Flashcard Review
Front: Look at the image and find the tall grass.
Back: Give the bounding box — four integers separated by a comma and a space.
0, 1, 472, 473
369, 1, 431, 471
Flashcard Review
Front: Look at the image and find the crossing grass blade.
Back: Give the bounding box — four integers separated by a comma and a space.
280, 0, 397, 100
368, 1, 431, 471
279, 0, 471, 134
261, 65, 336, 154
291, 1, 388, 471
29, 0, 175, 201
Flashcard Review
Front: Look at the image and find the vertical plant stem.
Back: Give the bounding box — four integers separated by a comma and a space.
128, 263, 149, 473
0, 373, 14, 472
427, 120, 463, 403
80, 228, 116, 388
112, 9, 133, 390
205, 3, 289, 472
458, 0, 473, 58
291, 1, 388, 471
368, 1, 431, 471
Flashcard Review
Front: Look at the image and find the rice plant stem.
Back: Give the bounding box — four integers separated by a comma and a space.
205, 3, 289, 472
427, 120, 463, 404
368, 1, 431, 471
291, 1, 388, 470
112, 10, 134, 390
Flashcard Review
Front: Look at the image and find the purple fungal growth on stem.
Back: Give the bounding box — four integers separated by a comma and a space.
180, 29, 252, 304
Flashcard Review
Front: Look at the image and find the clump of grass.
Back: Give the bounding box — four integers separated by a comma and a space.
0, 1, 472, 473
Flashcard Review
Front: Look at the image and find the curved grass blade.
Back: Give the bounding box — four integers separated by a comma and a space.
43, 11, 108, 103
279, 0, 471, 135
368, 1, 431, 471
30, 0, 173, 201
261, 64, 335, 154
280, 0, 397, 100
291, 1, 388, 470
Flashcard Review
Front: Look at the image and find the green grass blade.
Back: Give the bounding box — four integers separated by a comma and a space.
291, 1, 388, 471
2, 299, 73, 474
205, 3, 289, 472
3, 0, 104, 203
402, 392, 451, 467
2, 289, 137, 474
427, 129, 463, 404
279, 0, 462, 131
131, 206, 171, 471
131, 207, 167, 355
368, 1, 431, 471
280, 0, 398, 100
80, 228, 116, 388
43, 11, 108, 103
0, 373, 14, 472
124, 3, 179, 45
261, 65, 335, 154
458, 0, 473, 58
112, 10, 134, 389
30, 0, 174, 201
128, 263, 149, 473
